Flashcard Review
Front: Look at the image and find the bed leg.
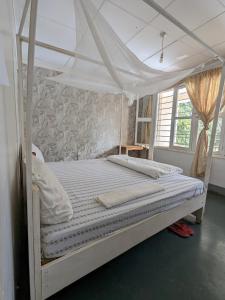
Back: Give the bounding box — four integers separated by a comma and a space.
193, 207, 204, 224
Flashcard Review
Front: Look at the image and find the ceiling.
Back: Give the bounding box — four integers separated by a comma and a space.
14, 0, 225, 72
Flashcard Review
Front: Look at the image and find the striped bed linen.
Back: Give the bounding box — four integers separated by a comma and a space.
41, 159, 204, 258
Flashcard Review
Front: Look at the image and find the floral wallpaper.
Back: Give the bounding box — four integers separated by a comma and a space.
23, 66, 135, 162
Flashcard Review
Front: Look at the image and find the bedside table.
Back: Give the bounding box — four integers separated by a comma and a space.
119, 145, 144, 157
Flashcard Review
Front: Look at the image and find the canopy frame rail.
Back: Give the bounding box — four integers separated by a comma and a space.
19, 35, 148, 81
18, 0, 30, 36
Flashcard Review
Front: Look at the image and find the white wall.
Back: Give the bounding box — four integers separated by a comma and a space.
0, 0, 21, 299
154, 148, 225, 188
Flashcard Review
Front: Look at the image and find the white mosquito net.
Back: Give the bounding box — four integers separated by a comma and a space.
49, 0, 194, 98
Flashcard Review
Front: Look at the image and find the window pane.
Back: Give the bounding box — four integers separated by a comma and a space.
137, 122, 151, 144
138, 95, 152, 118
176, 87, 192, 118
156, 89, 173, 147
198, 118, 222, 152
174, 118, 191, 148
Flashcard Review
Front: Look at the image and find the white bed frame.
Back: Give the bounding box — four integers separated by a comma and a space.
17, 0, 225, 299
32, 185, 206, 299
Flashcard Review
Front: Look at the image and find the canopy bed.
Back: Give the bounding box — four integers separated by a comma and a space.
16, 0, 225, 299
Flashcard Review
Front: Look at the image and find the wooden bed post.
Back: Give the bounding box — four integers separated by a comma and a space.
134, 95, 139, 145
16, 35, 25, 155
148, 93, 157, 160
119, 92, 124, 155
25, 0, 40, 299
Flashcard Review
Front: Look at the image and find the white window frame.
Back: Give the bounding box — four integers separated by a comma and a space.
169, 85, 194, 151
219, 115, 225, 155
156, 85, 225, 158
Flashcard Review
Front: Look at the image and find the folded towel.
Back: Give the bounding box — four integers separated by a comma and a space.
96, 183, 164, 208
107, 155, 183, 178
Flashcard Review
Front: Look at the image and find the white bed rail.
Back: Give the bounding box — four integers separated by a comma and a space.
29, 177, 206, 299
32, 185, 42, 299
41, 193, 206, 299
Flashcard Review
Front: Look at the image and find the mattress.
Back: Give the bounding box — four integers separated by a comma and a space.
41, 159, 204, 258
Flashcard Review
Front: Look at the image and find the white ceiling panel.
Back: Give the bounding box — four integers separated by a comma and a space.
38, 0, 75, 29
167, 0, 225, 30
151, 15, 185, 40
110, 0, 173, 23
194, 12, 225, 47
126, 25, 164, 61
22, 16, 76, 51
100, 1, 146, 43
151, 14, 184, 41
181, 36, 208, 53
127, 21, 185, 62
173, 53, 212, 70
144, 40, 208, 70
109, 0, 158, 23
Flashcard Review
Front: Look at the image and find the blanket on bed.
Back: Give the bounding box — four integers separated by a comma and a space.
96, 182, 164, 208
107, 155, 183, 179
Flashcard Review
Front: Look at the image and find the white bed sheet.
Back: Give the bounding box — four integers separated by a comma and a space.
41, 159, 204, 258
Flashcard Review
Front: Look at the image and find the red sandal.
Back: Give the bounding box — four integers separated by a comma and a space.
168, 223, 192, 238
175, 222, 194, 236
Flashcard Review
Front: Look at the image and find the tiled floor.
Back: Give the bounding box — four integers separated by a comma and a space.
28, 192, 225, 300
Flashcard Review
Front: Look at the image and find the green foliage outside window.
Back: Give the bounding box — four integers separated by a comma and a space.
174, 101, 192, 147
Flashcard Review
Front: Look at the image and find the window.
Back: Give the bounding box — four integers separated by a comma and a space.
156, 85, 225, 156
156, 87, 193, 149
155, 89, 173, 147
173, 87, 193, 148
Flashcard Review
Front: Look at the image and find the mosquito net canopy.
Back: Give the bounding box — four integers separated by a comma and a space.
49, 0, 194, 98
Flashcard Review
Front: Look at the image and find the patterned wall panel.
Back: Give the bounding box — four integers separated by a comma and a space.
23, 66, 135, 162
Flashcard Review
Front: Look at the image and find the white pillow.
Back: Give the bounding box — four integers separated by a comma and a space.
32, 144, 45, 162
32, 156, 73, 225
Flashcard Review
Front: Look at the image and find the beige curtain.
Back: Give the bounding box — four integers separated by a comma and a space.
185, 68, 224, 177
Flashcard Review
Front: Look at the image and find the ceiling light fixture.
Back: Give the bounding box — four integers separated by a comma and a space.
159, 31, 166, 64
